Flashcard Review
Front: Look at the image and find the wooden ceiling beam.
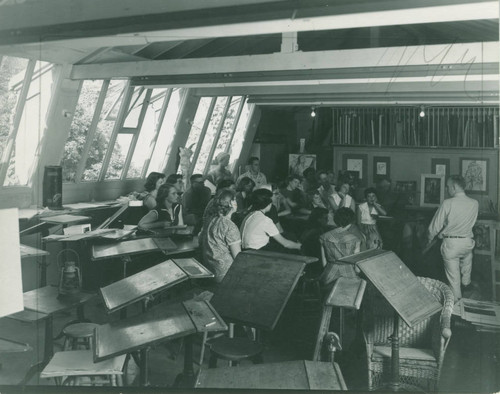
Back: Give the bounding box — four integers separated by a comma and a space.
71, 42, 499, 80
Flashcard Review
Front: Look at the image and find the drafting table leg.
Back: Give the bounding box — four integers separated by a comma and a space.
313, 305, 334, 361
173, 335, 195, 388
139, 347, 150, 386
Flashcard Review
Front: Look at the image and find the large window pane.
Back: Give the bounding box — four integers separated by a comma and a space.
212, 96, 242, 163
104, 134, 133, 180
148, 89, 182, 174
82, 80, 126, 181
228, 100, 252, 173
185, 97, 212, 151
123, 87, 146, 128
126, 88, 168, 178
0, 57, 29, 159
193, 96, 228, 174
4, 61, 55, 186
61, 80, 103, 182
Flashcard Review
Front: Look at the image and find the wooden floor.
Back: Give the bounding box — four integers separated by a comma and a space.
0, 285, 498, 392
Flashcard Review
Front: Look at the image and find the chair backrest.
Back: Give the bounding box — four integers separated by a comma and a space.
363, 277, 452, 348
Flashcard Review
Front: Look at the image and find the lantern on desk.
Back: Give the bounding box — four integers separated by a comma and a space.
57, 249, 82, 299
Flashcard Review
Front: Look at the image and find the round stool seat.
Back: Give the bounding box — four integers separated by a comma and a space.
209, 337, 264, 361
63, 323, 98, 339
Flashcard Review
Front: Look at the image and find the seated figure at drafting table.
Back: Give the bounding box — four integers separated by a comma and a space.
319, 207, 366, 289
138, 183, 185, 229
202, 189, 241, 283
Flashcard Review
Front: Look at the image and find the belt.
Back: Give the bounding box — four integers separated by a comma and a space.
442, 235, 468, 238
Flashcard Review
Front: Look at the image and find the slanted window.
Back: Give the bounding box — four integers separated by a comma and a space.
0, 58, 57, 187
186, 95, 252, 178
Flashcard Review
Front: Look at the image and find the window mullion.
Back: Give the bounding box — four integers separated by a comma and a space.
0, 60, 36, 185
142, 89, 172, 178
224, 96, 246, 153
231, 103, 256, 175
202, 97, 232, 176
190, 97, 216, 175
121, 89, 152, 180
99, 81, 133, 182
75, 80, 110, 182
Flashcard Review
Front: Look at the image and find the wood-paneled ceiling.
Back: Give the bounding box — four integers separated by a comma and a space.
0, 0, 498, 104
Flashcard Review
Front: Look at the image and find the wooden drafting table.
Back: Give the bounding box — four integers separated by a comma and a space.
39, 214, 91, 226
20, 244, 49, 259
210, 250, 315, 330
99, 258, 213, 313
94, 300, 227, 386
91, 237, 177, 261
196, 360, 347, 390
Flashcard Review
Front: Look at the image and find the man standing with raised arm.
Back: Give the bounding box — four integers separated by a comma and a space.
427, 175, 478, 301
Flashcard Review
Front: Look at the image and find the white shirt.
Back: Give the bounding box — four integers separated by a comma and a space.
428, 192, 478, 239
358, 202, 377, 225
240, 210, 280, 249
332, 193, 354, 211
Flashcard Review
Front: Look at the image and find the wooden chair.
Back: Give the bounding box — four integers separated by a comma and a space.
362, 277, 454, 391
62, 322, 99, 350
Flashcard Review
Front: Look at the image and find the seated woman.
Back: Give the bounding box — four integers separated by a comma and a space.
320, 207, 366, 288
235, 177, 255, 212
240, 188, 301, 252
281, 174, 311, 215
300, 207, 331, 277
202, 190, 241, 283
138, 183, 184, 229
331, 182, 356, 213
166, 173, 184, 196
142, 172, 166, 210
357, 187, 387, 249
206, 152, 233, 187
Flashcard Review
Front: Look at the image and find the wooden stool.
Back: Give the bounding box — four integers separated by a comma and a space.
62, 323, 99, 350
297, 275, 322, 317
208, 337, 264, 368
40, 350, 126, 386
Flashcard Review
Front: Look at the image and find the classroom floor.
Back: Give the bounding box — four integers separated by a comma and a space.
0, 284, 499, 393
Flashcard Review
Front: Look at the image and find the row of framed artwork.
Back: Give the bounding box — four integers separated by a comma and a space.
342, 154, 489, 190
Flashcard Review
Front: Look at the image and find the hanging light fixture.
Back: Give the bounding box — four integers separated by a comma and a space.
311, 106, 316, 117
419, 106, 426, 118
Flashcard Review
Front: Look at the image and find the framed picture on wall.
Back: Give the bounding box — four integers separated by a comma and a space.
420, 174, 445, 207
460, 158, 488, 193
431, 158, 450, 178
289, 154, 316, 177
373, 156, 390, 182
342, 154, 368, 186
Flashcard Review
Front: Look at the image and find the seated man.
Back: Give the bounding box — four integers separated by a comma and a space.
281, 174, 310, 215
182, 174, 212, 233
319, 207, 366, 289
236, 156, 267, 189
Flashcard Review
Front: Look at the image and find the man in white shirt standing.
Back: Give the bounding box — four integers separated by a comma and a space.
427, 175, 478, 301
237, 157, 267, 189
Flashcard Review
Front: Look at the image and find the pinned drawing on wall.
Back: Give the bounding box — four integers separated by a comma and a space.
431, 158, 450, 178
342, 154, 368, 186
460, 158, 488, 193
373, 156, 390, 183
420, 174, 445, 207
289, 154, 316, 177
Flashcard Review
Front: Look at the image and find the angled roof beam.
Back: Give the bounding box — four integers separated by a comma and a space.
1, 1, 496, 49
71, 42, 499, 80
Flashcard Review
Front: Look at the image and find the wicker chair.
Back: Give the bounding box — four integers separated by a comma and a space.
362, 277, 454, 391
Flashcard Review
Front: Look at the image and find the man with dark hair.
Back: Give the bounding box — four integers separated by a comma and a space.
320, 207, 366, 287
182, 174, 211, 232
237, 156, 267, 189
282, 174, 310, 215
428, 175, 478, 301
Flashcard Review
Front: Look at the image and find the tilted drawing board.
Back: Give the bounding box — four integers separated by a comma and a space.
339, 250, 441, 327
210, 250, 316, 330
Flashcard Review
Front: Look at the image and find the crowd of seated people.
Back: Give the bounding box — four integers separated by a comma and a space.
136, 158, 402, 287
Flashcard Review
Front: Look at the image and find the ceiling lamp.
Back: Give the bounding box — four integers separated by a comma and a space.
419, 106, 426, 118
311, 107, 316, 117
